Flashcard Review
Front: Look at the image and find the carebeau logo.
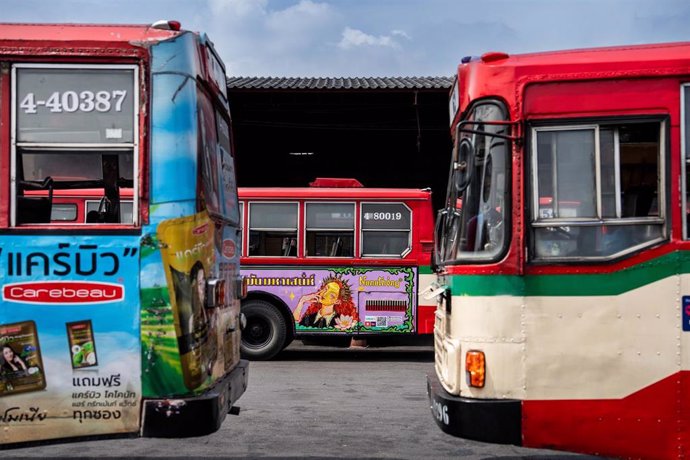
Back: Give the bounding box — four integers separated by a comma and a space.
3, 281, 125, 305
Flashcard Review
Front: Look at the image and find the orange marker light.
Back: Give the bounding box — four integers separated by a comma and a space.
465, 350, 486, 388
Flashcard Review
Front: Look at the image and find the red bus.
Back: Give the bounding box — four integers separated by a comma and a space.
428, 42, 690, 458
0, 21, 246, 445
238, 178, 435, 360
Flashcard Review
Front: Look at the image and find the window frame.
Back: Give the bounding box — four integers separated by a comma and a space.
359, 201, 413, 259
239, 201, 244, 255
682, 84, 690, 240
10, 63, 140, 227
529, 117, 667, 262
304, 201, 355, 259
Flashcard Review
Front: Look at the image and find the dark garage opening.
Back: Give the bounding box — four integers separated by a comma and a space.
227, 77, 453, 211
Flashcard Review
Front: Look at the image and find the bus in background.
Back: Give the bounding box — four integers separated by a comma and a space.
427, 42, 690, 458
238, 178, 435, 360
0, 21, 247, 445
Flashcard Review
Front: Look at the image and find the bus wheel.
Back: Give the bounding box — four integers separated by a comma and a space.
241, 300, 287, 360
281, 335, 294, 351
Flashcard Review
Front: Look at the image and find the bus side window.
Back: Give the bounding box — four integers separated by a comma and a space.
361, 203, 412, 258
248, 202, 298, 257
532, 121, 664, 260
305, 202, 354, 258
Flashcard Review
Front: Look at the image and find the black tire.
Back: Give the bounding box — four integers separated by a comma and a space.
241, 300, 287, 360
281, 336, 294, 351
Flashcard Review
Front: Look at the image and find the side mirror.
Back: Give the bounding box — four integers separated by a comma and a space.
432, 208, 449, 271
454, 138, 475, 193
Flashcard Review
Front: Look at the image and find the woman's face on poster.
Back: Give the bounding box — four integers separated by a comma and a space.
196, 268, 206, 305
3, 346, 15, 361
319, 282, 341, 307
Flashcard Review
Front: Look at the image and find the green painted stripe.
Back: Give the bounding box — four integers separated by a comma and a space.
448, 251, 688, 296
419, 265, 434, 275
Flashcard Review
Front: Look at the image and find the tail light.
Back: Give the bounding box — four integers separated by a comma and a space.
205, 279, 226, 308
465, 350, 485, 388
238, 276, 248, 299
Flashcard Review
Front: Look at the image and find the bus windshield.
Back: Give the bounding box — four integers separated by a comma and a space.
440, 101, 510, 263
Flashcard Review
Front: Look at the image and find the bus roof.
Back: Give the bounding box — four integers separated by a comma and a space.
454, 41, 690, 120
0, 22, 181, 48
238, 187, 432, 201
476, 41, 690, 70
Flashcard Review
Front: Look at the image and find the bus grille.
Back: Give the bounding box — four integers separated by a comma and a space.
365, 300, 407, 312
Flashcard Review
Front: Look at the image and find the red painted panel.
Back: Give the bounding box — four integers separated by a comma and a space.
416, 304, 435, 334
523, 372, 689, 459
524, 78, 678, 119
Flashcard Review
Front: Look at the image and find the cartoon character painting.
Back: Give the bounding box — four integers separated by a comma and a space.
292, 275, 359, 330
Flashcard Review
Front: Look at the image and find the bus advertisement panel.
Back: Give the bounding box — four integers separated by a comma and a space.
1, 236, 142, 438
428, 43, 690, 459
244, 267, 417, 333
238, 180, 435, 360
0, 22, 247, 446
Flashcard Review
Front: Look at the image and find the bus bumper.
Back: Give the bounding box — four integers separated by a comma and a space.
426, 371, 521, 445
141, 359, 249, 438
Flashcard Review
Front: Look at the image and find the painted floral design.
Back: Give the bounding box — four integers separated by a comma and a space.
334, 315, 354, 331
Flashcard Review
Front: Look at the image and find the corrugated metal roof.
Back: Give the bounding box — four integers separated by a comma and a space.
226, 76, 453, 90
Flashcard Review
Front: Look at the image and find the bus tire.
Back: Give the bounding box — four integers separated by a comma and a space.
241, 300, 287, 360
281, 336, 294, 351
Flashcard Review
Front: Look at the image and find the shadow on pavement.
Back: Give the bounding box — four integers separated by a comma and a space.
272, 335, 434, 362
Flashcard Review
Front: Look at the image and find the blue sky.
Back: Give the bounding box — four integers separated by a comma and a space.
3, 0, 690, 77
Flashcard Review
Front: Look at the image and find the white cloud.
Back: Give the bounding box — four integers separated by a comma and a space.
267, 0, 332, 26
203, 0, 342, 75
391, 29, 411, 40
209, 0, 268, 17
337, 27, 404, 50
266, 0, 333, 45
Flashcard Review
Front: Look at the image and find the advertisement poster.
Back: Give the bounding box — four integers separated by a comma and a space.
157, 212, 216, 391
0, 321, 46, 396
0, 236, 141, 444
139, 213, 241, 399
66, 320, 98, 369
242, 267, 417, 333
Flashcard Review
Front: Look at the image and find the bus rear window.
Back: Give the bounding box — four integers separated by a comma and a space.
12, 64, 138, 227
